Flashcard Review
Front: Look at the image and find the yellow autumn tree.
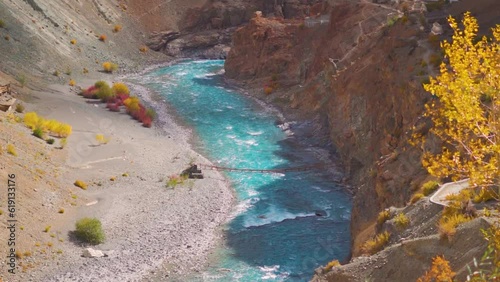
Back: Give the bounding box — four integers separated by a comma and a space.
419, 12, 499, 190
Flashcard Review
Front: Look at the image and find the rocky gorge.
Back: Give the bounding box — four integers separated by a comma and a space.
0, 0, 499, 281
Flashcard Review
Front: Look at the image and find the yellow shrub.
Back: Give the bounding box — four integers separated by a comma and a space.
55, 124, 72, 137
95, 134, 110, 145
438, 214, 471, 240
113, 25, 122, 33
74, 180, 88, 190
139, 46, 148, 53
112, 82, 130, 95
417, 255, 455, 282
394, 213, 410, 229
422, 181, 440, 196
410, 193, 424, 204
70, 39, 76, 45
102, 62, 118, 73
377, 210, 391, 225
361, 231, 390, 255
69, 79, 76, 86
7, 144, 17, 156
99, 34, 107, 42
24, 112, 40, 129
473, 188, 497, 203
324, 260, 340, 272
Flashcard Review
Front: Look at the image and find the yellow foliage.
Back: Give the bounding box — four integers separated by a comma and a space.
102, 62, 118, 73
74, 180, 88, 190
7, 144, 17, 156
124, 96, 140, 112
473, 187, 498, 203
410, 193, 424, 204
23, 112, 39, 129
361, 231, 390, 255
95, 134, 110, 145
415, 12, 500, 189
417, 255, 455, 282
422, 181, 440, 196
377, 210, 391, 225
70, 39, 76, 45
394, 213, 410, 229
438, 214, 471, 240
324, 260, 340, 272
112, 82, 130, 95
69, 79, 76, 86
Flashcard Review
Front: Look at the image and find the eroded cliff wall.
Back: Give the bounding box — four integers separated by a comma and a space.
224, 1, 434, 254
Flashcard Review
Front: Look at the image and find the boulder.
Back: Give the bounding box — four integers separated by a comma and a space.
82, 248, 105, 258
431, 22, 443, 35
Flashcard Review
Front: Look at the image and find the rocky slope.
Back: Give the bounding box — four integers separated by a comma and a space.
223, 0, 500, 280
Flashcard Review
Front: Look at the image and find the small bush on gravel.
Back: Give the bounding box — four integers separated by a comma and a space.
113, 25, 122, 33
410, 193, 424, 204
99, 34, 107, 42
74, 180, 88, 190
33, 127, 44, 139
0, 19, 5, 28
46, 138, 55, 145
102, 62, 118, 73
15, 103, 25, 113
7, 144, 17, 156
75, 218, 105, 244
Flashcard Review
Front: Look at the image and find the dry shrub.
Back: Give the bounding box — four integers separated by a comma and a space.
74, 180, 88, 190
377, 209, 391, 225
99, 34, 107, 42
410, 193, 425, 204
438, 214, 471, 240
324, 260, 340, 272
70, 39, 76, 45
113, 25, 122, 33
417, 255, 455, 282
112, 82, 130, 95
422, 180, 440, 196
69, 79, 76, 86
394, 213, 410, 229
139, 46, 148, 53
361, 231, 390, 255
102, 62, 118, 73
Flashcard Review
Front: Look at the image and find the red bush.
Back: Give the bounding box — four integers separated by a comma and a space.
116, 93, 130, 103
81, 86, 99, 99
106, 103, 120, 112
142, 116, 152, 127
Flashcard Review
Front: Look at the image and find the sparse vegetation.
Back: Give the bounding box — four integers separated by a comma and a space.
0, 19, 5, 28
377, 209, 391, 225
74, 180, 88, 190
417, 255, 455, 282
70, 39, 76, 45
46, 138, 55, 145
75, 217, 105, 244
23, 112, 72, 137
58, 208, 65, 214
410, 193, 424, 204
473, 188, 497, 203
324, 260, 340, 272
95, 134, 110, 145
102, 61, 118, 73
113, 25, 122, 33
60, 138, 67, 149
422, 181, 440, 196
69, 79, 76, 86
139, 45, 148, 53
7, 144, 17, 156
43, 226, 51, 233
99, 34, 107, 42
361, 231, 391, 255
15, 103, 25, 113
394, 213, 410, 229
166, 174, 188, 188
438, 214, 471, 240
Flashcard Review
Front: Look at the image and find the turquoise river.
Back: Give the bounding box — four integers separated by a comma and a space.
140, 60, 351, 281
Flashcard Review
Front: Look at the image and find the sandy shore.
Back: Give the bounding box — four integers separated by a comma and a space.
20, 73, 235, 281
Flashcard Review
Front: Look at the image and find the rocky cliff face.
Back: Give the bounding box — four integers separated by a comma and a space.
224, 1, 435, 256
146, 0, 326, 59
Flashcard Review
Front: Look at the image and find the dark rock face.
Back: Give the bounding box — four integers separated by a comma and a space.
147, 0, 327, 59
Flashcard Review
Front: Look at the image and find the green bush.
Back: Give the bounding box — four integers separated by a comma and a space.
96, 83, 114, 102
75, 218, 105, 244
33, 127, 44, 139
46, 138, 55, 145
15, 103, 25, 113
0, 19, 5, 28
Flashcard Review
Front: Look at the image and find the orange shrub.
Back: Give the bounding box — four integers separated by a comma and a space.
70, 39, 76, 45
139, 46, 148, 53
264, 86, 274, 95
113, 25, 122, 33
102, 62, 118, 73
99, 34, 107, 42
417, 256, 455, 282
